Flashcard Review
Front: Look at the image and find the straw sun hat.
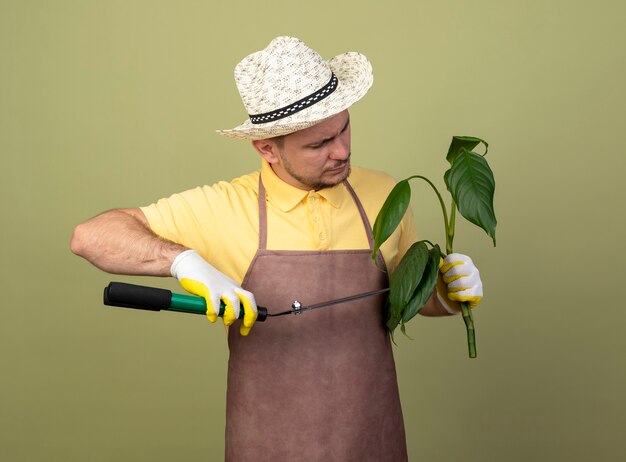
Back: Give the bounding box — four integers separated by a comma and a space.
217, 36, 373, 140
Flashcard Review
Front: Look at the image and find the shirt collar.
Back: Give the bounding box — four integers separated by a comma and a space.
260, 160, 346, 212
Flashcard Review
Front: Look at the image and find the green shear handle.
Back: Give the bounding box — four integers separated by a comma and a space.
103, 282, 268, 321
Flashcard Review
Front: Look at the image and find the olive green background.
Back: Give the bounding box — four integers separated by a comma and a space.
2, 1, 624, 460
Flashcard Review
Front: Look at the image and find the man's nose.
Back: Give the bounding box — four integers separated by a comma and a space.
329, 138, 350, 160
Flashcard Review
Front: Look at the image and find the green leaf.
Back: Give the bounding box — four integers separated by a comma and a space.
444, 150, 497, 245
389, 241, 429, 308
386, 306, 403, 334
371, 180, 411, 260
386, 241, 429, 332
402, 245, 441, 323
399, 321, 414, 340
446, 136, 488, 164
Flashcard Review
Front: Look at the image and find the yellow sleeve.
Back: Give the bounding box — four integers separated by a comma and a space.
140, 186, 212, 255
139, 174, 261, 283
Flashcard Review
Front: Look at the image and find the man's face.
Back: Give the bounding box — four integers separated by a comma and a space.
266, 110, 352, 191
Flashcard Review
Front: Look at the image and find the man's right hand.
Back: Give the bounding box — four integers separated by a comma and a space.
170, 250, 258, 336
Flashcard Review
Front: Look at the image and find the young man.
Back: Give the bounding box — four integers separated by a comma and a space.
71, 36, 483, 461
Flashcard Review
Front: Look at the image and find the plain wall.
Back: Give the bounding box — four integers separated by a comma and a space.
1, 1, 625, 460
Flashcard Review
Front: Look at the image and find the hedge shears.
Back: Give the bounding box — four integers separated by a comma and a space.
103, 282, 389, 322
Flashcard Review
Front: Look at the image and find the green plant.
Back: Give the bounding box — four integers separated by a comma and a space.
372, 136, 496, 358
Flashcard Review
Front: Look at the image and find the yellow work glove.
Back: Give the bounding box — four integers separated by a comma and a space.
436, 253, 483, 314
170, 249, 257, 336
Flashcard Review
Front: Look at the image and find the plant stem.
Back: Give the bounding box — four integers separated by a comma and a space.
446, 201, 456, 255
447, 200, 477, 358
460, 301, 477, 358
407, 175, 449, 245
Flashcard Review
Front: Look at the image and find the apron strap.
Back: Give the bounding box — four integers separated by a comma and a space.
343, 180, 387, 270
342, 180, 375, 250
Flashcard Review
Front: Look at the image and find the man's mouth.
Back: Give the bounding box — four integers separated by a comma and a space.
327, 162, 348, 174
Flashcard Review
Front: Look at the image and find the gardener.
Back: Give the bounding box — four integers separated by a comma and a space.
71, 36, 483, 461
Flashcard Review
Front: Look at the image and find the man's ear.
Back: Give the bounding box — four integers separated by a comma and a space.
252, 139, 279, 164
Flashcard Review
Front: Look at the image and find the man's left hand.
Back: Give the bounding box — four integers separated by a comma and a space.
438, 253, 483, 310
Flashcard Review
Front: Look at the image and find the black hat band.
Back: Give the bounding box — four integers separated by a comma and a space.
248, 73, 338, 125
